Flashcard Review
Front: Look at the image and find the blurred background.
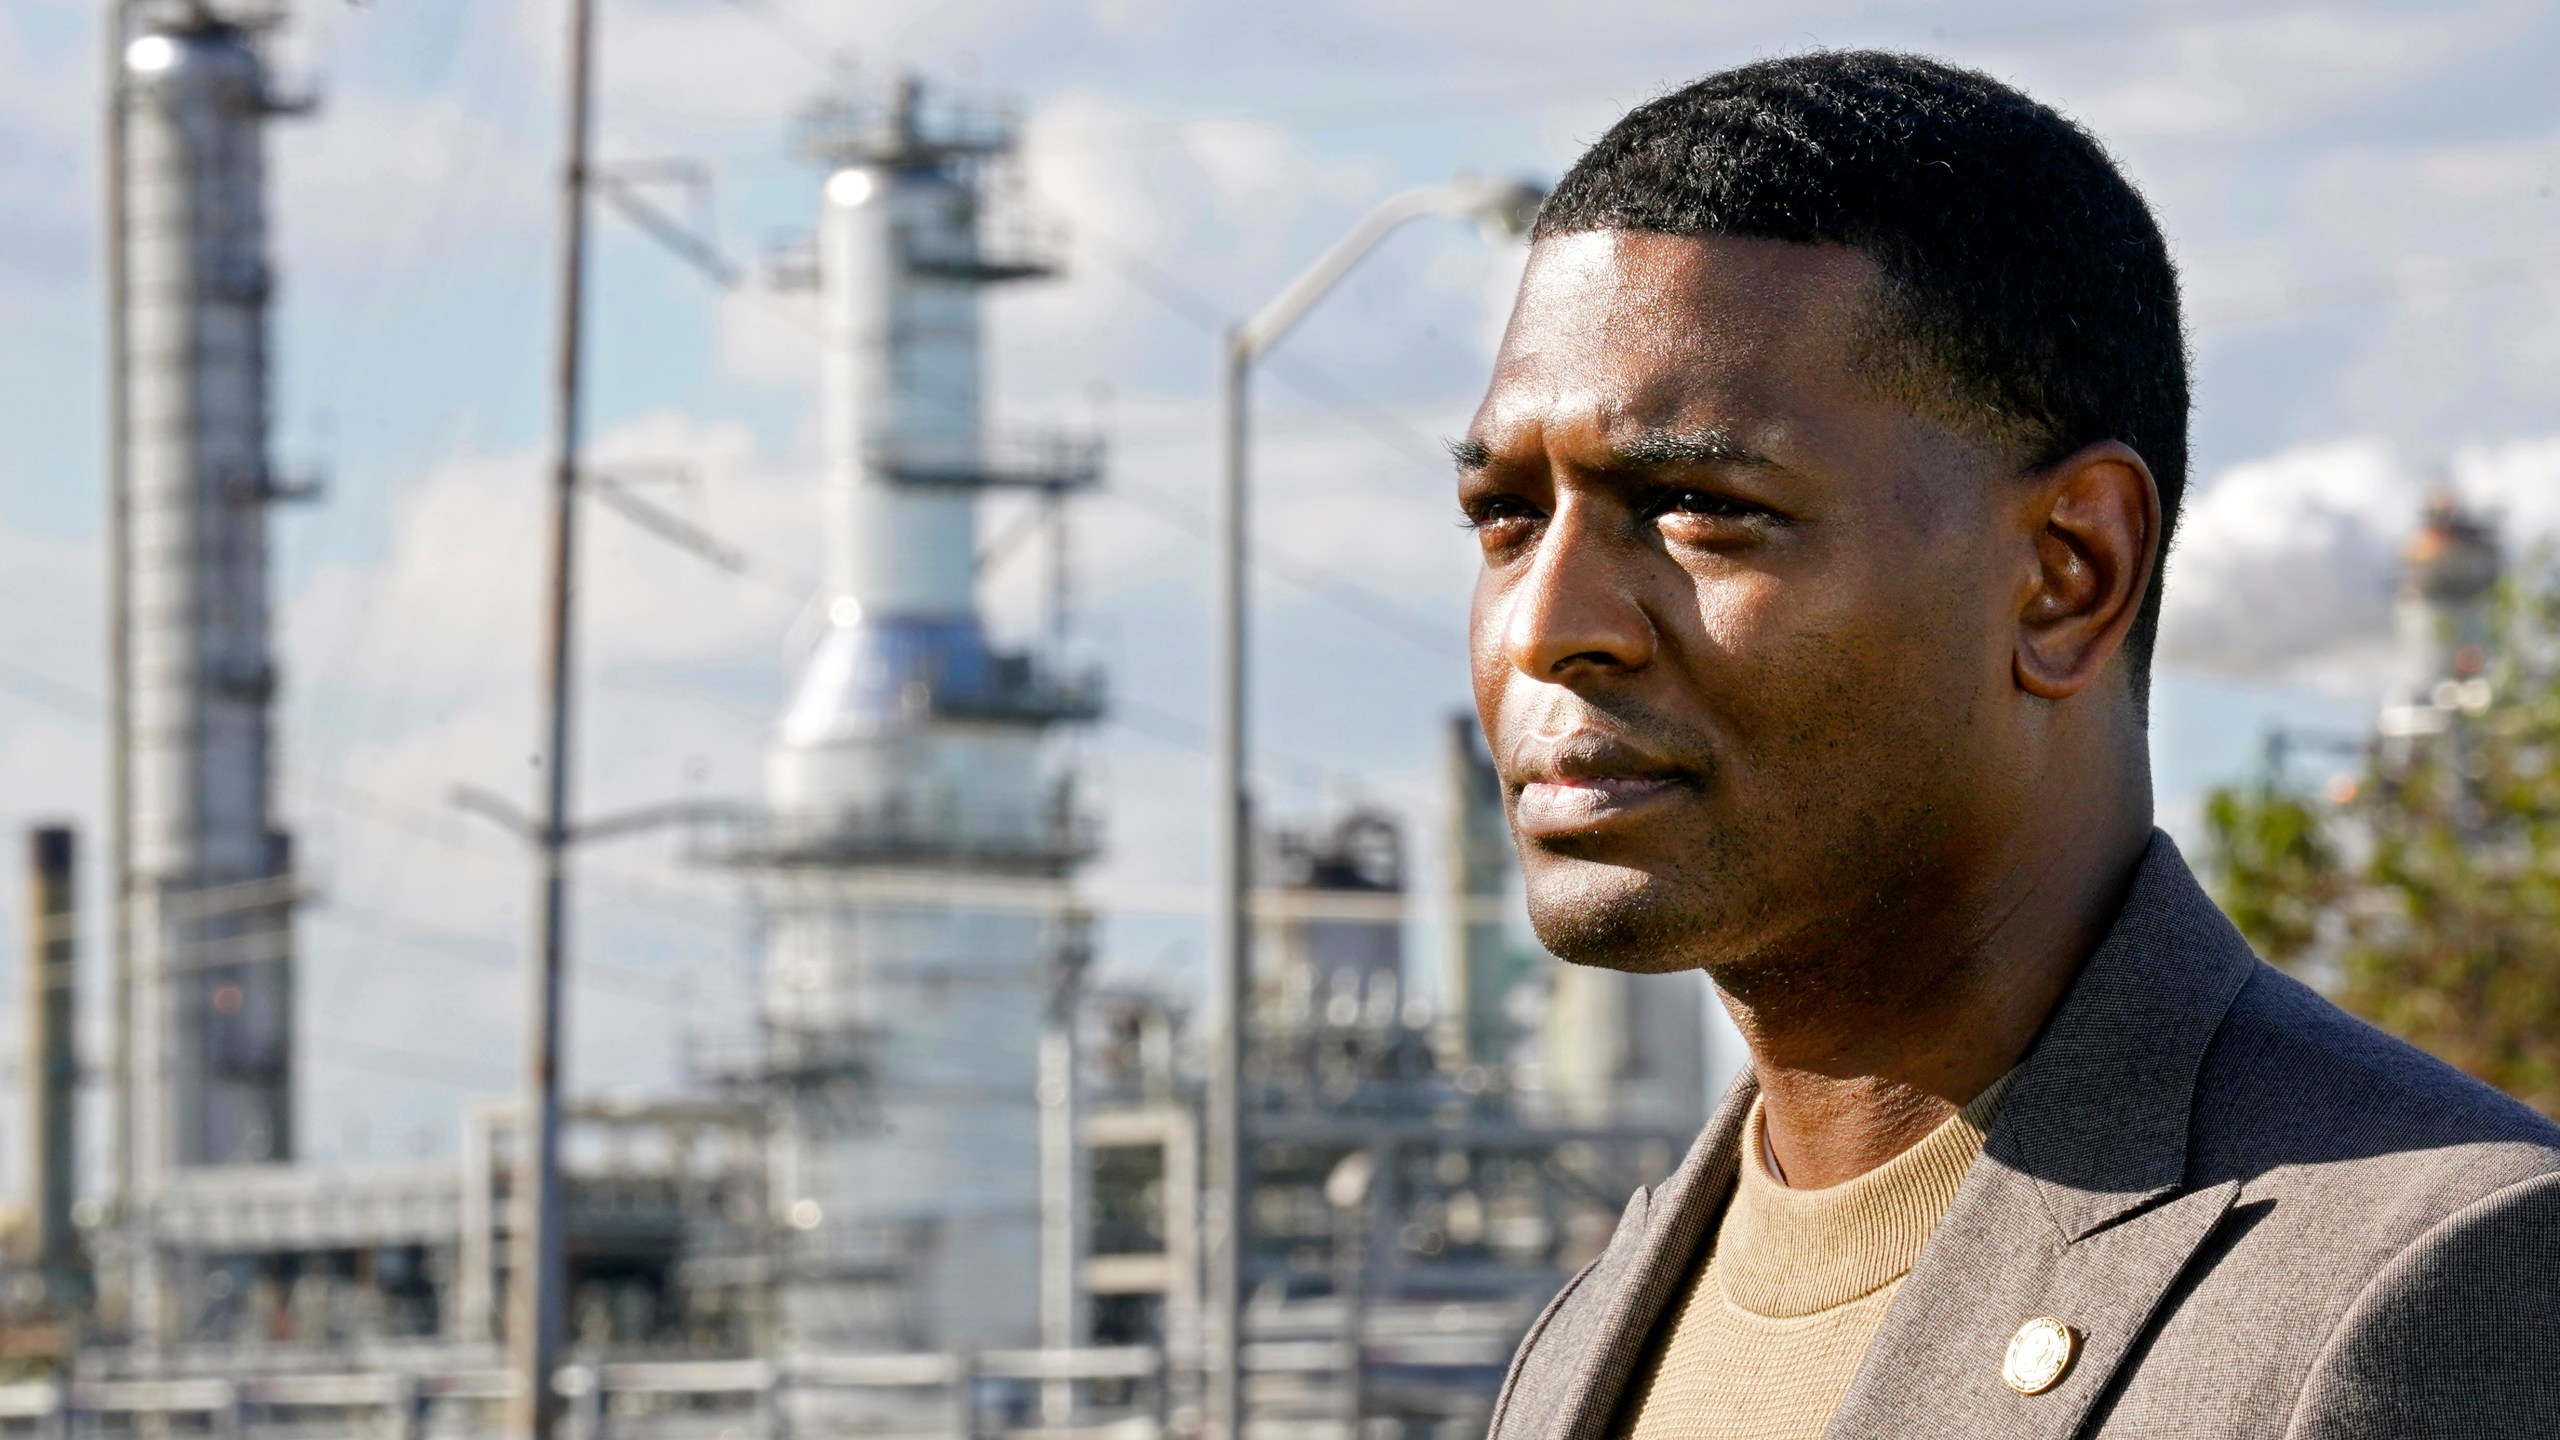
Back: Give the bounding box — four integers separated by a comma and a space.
0, 0, 2556, 1433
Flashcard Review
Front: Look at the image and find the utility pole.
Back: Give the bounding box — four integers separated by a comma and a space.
510, 0, 595, 1434
1204, 178, 1543, 1440
1206, 333, 1251, 1440
99, 0, 134, 1273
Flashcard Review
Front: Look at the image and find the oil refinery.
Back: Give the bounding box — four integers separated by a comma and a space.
0, 4, 1715, 1437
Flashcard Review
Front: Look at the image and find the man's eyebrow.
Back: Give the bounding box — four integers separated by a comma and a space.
1609, 427, 1775, 470
1444, 429, 1772, 474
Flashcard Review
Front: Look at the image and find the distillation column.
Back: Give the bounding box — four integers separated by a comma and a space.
119, 11, 300, 1197
742, 78, 1101, 1355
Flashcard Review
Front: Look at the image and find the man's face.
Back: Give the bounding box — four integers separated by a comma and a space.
1460, 231, 2037, 989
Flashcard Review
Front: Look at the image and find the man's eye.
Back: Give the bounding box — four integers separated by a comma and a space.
1461, 497, 1539, 532
1656, 489, 1762, 521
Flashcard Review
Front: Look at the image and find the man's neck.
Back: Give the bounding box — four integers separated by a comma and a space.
1726, 804, 2151, 1191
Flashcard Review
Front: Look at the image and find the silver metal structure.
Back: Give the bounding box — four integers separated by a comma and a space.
102, 0, 136, 1253
706, 75, 1103, 1382
116, 6, 307, 1239
1207, 175, 1542, 1440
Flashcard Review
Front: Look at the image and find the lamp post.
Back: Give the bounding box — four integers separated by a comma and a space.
1204, 175, 1544, 1440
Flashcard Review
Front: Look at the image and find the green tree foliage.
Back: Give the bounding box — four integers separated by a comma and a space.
2205, 571, 2560, 1119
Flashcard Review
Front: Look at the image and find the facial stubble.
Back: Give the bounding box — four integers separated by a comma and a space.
1510, 678, 1972, 1020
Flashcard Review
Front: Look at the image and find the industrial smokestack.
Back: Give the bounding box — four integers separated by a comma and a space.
25, 825, 79, 1291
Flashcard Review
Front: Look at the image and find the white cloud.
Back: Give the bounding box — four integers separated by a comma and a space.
277, 413, 809, 950
271, 412, 805, 1143
1252, 419, 1475, 593
1021, 92, 1177, 249
286, 413, 815, 708
2074, 8, 2473, 140
1009, 92, 1180, 349
513, 0, 916, 133
275, 91, 509, 265
2157, 430, 2560, 695
594, 7, 839, 128
1181, 117, 1305, 210
1087, 0, 1185, 42
2156, 437, 2414, 693
716, 286, 823, 389
268, 5, 556, 282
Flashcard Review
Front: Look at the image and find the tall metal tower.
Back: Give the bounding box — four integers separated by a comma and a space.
115, 0, 305, 1204
721, 76, 1102, 1355
2393, 490, 2502, 706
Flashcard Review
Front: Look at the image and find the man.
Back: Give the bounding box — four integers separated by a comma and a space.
1459, 51, 2560, 1440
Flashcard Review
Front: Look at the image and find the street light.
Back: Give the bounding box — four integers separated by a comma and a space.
1204, 174, 1544, 1440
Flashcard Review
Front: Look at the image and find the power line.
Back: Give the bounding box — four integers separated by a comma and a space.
1107, 697, 1365, 798
0, 661, 104, 722
308, 900, 719, 1013
0, 655, 1517, 923
0, 664, 745, 935
543, 109, 1474, 660
716, 0, 851, 79
1103, 246, 1455, 478
972, 0, 2405, 157
576, 178, 1468, 658
689, 0, 2380, 164
288, 772, 741, 933
1108, 480, 1463, 653
586, 468, 814, 598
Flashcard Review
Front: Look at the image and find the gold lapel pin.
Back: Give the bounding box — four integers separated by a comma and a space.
2003, 1316, 2079, 1395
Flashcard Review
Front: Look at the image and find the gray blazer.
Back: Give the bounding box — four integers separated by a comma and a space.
1490, 832, 2560, 1439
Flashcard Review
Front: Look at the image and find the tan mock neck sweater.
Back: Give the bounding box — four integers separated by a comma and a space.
1617, 1075, 2014, 1440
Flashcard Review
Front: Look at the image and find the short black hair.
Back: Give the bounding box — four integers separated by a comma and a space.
1536, 50, 2188, 697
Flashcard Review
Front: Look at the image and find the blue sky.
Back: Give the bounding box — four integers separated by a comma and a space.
5, 0, 2559, 1166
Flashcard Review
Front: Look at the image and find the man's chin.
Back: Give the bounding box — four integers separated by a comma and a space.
1521, 861, 1721, 976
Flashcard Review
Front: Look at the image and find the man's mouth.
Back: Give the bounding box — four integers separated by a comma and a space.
1514, 773, 1685, 838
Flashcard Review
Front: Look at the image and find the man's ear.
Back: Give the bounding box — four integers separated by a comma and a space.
2013, 441, 2160, 701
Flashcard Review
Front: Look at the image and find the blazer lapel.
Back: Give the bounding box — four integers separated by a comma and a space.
1824, 832, 2262, 1440
1824, 1160, 2239, 1439
1543, 1070, 1758, 1440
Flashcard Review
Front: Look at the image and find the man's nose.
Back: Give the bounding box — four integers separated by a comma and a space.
1501, 502, 1657, 680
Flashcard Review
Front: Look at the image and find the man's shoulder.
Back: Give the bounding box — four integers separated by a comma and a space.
2193, 958, 2560, 1216
2099, 960, 2560, 1435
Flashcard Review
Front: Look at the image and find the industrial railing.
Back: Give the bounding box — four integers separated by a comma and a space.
796, 88, 1023, 168
868, 430, 1105, 493
899, 216, 1068, 283
696, 793, 1101, 874
934, 651, 1108, 726
0, 1301, 1543, 1439
0, 1346, 1167, 1440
